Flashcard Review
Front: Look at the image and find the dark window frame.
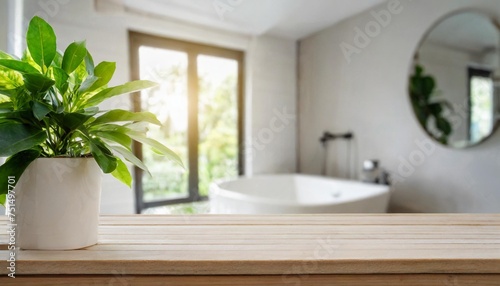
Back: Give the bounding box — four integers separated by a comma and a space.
129, 31, 245, 214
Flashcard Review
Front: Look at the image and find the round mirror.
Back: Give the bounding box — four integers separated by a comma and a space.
409, 11, 500, 148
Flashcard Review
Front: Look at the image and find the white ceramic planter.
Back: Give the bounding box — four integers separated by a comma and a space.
15, 158, 102, 250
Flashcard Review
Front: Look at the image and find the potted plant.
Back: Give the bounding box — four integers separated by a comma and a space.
0, 16, 182, 250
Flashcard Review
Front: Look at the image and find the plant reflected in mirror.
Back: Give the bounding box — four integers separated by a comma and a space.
409, 64, 453, 145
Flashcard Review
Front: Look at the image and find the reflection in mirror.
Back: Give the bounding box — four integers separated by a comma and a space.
410, 11, 500, 148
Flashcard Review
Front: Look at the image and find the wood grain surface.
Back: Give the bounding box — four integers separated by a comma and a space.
0, 214, 499, 282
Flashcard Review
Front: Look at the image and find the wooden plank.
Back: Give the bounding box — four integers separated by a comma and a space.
3, 237, 500, 247
4, 224, 498, 241
1, 274, 500, 286
94, 224, 500, 234
3, 257, 499, 278
3, 257, 500, 275
0, 215, 499, 276
2, 214, 500, 225
83, 243, 500, 251
95, 214, 500, 225
0, 225, 500, 233
8, 249, 500, 260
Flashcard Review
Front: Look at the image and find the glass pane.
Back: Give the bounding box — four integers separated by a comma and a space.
138, 46, 189, 202
470, 76, 494, 143
197, 55, 239, 196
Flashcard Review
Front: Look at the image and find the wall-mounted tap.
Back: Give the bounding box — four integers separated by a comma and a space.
320, 131, 354, 177
319, 131, 353, 146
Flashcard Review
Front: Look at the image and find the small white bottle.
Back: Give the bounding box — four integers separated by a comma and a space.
361, 160, 380, 183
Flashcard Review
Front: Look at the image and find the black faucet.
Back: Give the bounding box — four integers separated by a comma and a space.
319, 131, 353, 145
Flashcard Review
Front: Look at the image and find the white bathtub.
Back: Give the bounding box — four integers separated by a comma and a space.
209, 174, 390, 214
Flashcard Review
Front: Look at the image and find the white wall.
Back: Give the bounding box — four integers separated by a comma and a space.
0, 1, 7, 51
20, 0, 297, 213
299, 0, 500, 213
249, 36, 297, 174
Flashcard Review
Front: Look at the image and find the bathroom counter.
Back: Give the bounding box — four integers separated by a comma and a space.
1, 214, 500, 285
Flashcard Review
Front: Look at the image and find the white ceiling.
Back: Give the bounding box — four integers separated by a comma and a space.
121, 0, 385, 40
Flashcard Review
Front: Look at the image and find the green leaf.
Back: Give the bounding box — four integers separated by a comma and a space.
88, 61, 115, 91
89, 138, 117, 173
52, 66, 69, 94
71, 57, 90, 86
421, 77, 435, 99
0, 122, 47, 157
45, 89, 62, 112
108, 144, 150, 175
127, 131, 184, 168
428, 103, 443, 116
83, 80, 158, 108
0, 89, 16, 98
92, 109, 161, 126
0, 149, 41, 199
62, 41, 87, 74
52, 50, 63, 67
83, 106, 100, 115
85, 51, 95, 76
0, 50, 14, 60
32, 101, 51, 120
436, 116, 452, 136
90, 123, 130, 133
111, 157, 132, 188
0, 67, 23, 90
124, 122, 149, 134
79, 75, 99, 93
0, 59, 40, 74
54, 111, 96, 131
26, 16, 57, 70
415, 65, 423, 76
0, 101, 13, 112
0, 110, 35, 123
95, 130, 132, 150
0, 194, 5, 206
23, 73, 55, 93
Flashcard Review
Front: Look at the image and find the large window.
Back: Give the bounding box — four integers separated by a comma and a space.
129, 32, 244, 213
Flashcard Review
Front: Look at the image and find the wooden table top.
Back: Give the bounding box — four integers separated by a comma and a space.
1, 214, 500, 276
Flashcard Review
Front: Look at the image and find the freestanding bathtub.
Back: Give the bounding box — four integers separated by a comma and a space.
209, 174, 390, 214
